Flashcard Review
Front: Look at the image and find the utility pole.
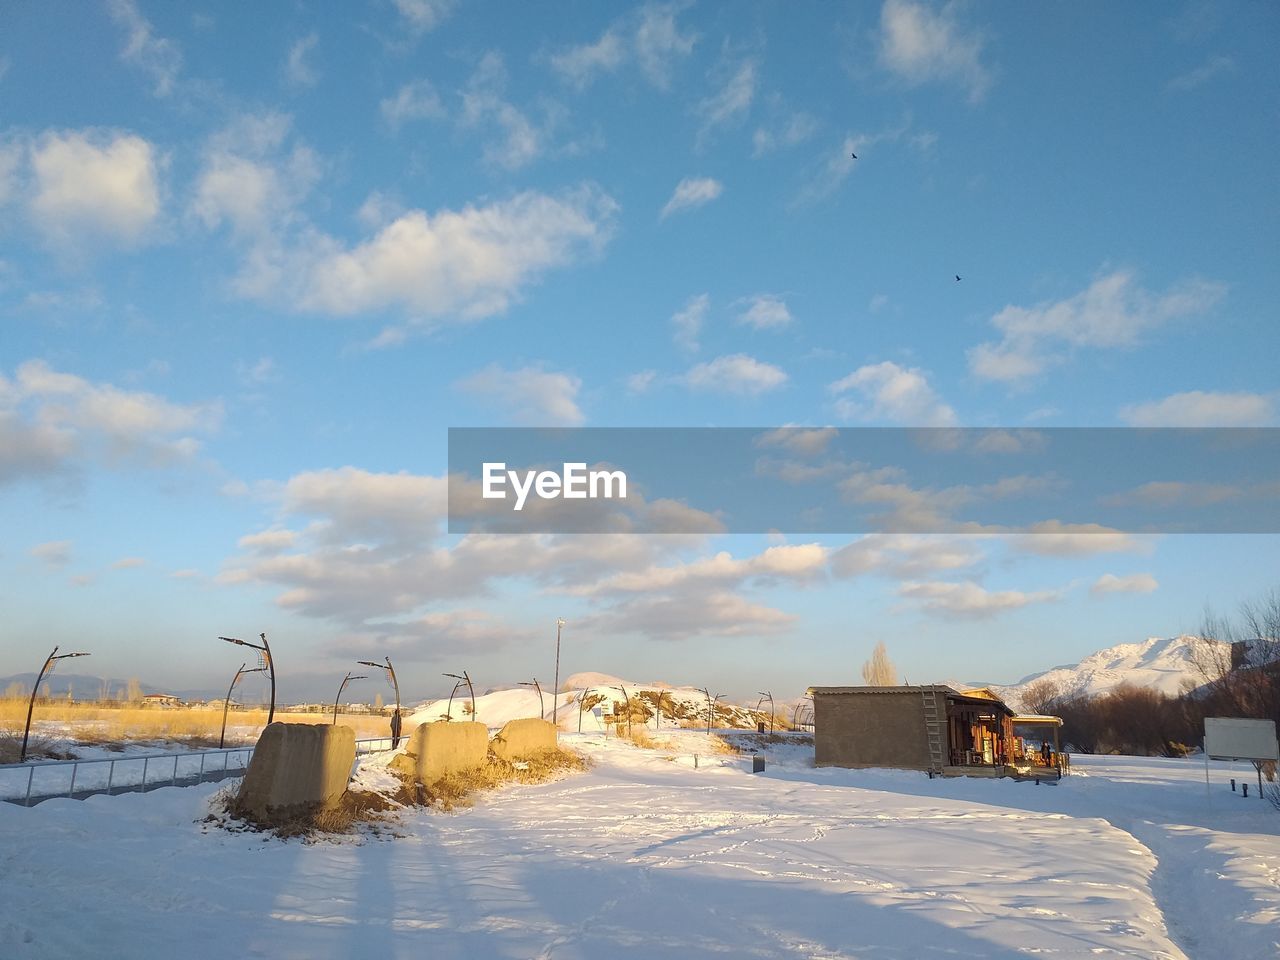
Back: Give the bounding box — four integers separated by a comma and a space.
552, 618, 565, 726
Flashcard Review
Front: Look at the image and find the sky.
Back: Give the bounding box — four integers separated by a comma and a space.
1, 0, 1278, 704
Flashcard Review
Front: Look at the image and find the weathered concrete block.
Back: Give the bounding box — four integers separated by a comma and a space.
397, 721, 488, 784
238, 723, 355, 818
490, 718, 558, 762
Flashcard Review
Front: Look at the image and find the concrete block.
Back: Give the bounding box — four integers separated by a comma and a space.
238, 722, 355, 818
490, 718, 558, 762
401, 721, 488, 784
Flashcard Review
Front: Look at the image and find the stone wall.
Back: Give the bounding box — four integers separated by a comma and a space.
237, 722, 356, 818
392, 720, 489, 784
490, 718, 558, 761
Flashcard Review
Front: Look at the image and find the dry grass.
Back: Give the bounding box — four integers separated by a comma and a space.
210, 785, 409, 841
413, 748, 591, 813
0, 698, 394, 751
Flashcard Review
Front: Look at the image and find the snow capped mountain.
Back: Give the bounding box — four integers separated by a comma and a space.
994, 635, 1224, 710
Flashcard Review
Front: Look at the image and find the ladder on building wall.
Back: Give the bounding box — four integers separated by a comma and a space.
921, 689, 946, 773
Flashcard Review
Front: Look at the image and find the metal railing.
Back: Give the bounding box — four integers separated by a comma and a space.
1, 737, 400, 808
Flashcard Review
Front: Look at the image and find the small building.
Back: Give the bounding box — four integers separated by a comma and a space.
807, 684, 1063, 778
140, 693, 183, 708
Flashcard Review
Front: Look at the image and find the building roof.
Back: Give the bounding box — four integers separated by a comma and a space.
1011, 714, 1064, 726
807, 685, 957, 696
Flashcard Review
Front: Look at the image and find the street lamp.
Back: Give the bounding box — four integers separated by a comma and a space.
552, 618, 565, 726
357, 657, 401, 717
444, 671, 475, 721
219, 633, 275, 724
21, 646, 89, 761
220, 661, 266, 748
333, 672, 367, 724
756, 691, 775, 734
518, 679, 545, 719
700, 687, 724, 735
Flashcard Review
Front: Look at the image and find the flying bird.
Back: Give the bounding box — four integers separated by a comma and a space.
850, 151, 858, 159
955, 275, 962, 282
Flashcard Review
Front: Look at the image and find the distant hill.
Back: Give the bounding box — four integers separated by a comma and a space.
0, 672, 164, 701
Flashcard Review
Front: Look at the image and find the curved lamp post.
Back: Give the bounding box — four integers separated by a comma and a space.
443, 671, 475, 721
357, 657, 401, 716
220, 661, 266, 748
700, 687, 724, 735
219, 633, 275, 724
333, 672, 367, 724
756, 691, 775, 734
21, 646, 89, 761
577, 687, 589, 733
443, 679, 463, 721
552, 618, 565, 726
518, 679, 545, 719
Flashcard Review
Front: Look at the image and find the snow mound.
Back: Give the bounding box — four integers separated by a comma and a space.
407, 675, 778, 732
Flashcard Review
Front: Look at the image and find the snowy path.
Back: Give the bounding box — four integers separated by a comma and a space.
0, 734, 1275, 958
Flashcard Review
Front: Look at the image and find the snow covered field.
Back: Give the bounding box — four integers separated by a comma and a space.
1, 732, 1276, 959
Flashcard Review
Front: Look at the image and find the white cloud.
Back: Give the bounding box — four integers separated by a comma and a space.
393, 0, 456, 34
457, 364, 585, 426
755, 427, 838, 457
685, 354, 787, 395
877, 0, 991, 102
285, 33, 320, 89
110, 557, 145, 570
28, 130, 162, 250
626, 370, 658, 394
106, 0, 182, 97
1006, 521, 1143, 557
190, 113, 320, 238
696, 58, 757, 145
829, 361, 956, 426
549, 3, 696, 90
898, 580, 1059, 619
660, 177, 723, 219
1091, 573, 1158, 596
292, 187, 616, 321
752, 110, 819, 155
735, 294, 793, 330
550, 30, 627, 88
671, 293, 709, 353
0, 359, 221, 484
832, 534, 983, 580
968, 270, 1225, 384
235, 357, 278, 385
573, 543, 827, 597
30, 540, 73, 569
238, 529, 297, 554
1120, 391, 1274, 427
380, 80, 446, 128
282, 467, 447, 547
1168, 55, 1234, 91
460, 52, 559, 171
634, 3, 698, 88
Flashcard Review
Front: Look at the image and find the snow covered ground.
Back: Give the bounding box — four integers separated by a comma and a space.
1, 731, 1276, 959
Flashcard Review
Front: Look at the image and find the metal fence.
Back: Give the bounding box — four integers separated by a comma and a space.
1, 737, 397, 808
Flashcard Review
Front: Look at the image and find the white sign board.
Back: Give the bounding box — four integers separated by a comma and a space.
599, 700, 613, 715
1204, 717, 1279, 761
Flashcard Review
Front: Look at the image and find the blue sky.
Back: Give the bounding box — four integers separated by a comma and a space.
1, 0, 1277, 703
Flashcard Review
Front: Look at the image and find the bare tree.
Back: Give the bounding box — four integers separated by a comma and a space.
861, 642, 899, 686
1196, 590, 1280, 725
1019, 678, 1064, 715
